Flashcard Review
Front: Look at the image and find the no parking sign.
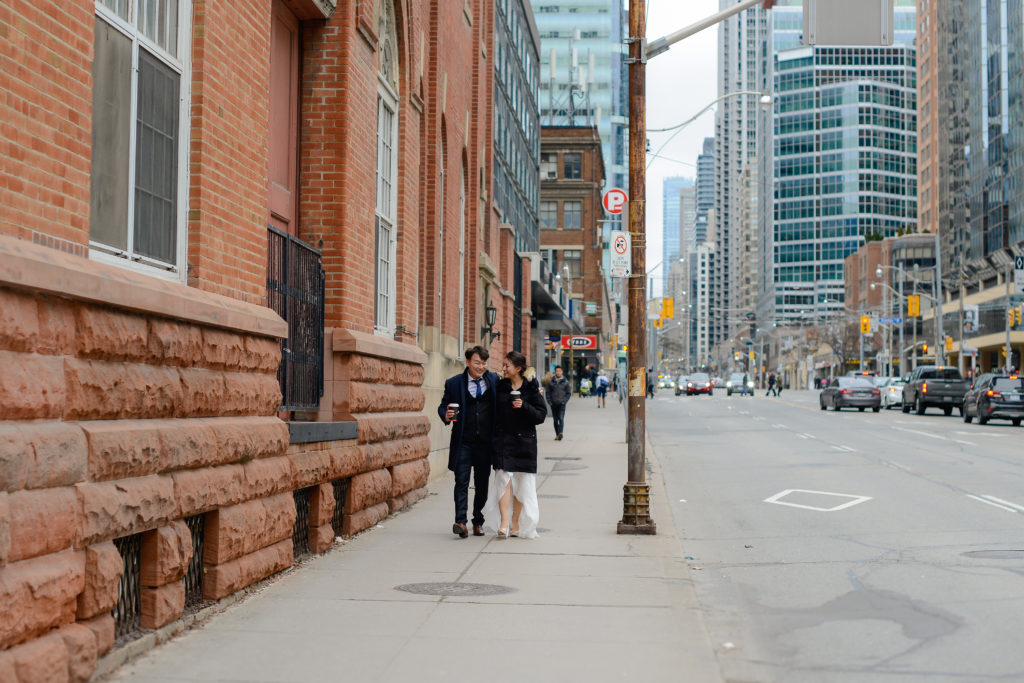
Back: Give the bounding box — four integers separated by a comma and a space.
610, 230, 630, 278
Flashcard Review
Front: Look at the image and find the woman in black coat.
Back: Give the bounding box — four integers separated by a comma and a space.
482, 350, 546, 538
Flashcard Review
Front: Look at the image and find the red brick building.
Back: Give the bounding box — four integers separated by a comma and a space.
535, 126, 612, 380
0, 1, 522, 677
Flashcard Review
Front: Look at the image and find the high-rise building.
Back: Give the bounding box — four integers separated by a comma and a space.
712, 2, 771, 348
695, 137, 715, 230
531, 1, 628, 193
662, 176, 694, 265
759, 0, 918, 326
680, 186, 698, 255
693, 242, 716, 368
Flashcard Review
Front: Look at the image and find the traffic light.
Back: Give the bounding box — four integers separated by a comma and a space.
653, 318, 663, 328
907, 295, 920, 317
1010, 305, 1023, 329
749, 351, 755, 361
661, 297, 674, 319
922, 343, 928, 354
945, 336, 953, 353
860, 315, 871, 334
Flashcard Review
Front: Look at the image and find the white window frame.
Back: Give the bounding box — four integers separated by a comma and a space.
90, 0, 192, 282
374, 78, 399, 336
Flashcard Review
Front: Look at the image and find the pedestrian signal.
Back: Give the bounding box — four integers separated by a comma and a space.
653, 318, 663, 328
907, 295, 920, 317
749, 351, 755, 361
945, 336, 953, 352
860, 315, 871, 334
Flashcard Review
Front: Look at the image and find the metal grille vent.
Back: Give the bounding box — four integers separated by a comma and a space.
292, 487, 313, 558
183, 514, 205, 609
331, 478, 349, 537
112, 533, 143, 639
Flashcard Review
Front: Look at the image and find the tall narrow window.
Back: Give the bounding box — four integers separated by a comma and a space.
563, 200, 582, 229
563, 152, 582, 179
539, 201, 557, 228
374, 1, 399, 334
90, 0, 189, 276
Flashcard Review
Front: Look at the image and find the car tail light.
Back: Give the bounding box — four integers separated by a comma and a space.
871, 389, 880, 395
922, 382, 928, 393
840, 388, 852, 395
986, 389, 1001, 397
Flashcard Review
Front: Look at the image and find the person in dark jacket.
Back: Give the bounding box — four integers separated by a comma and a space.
545, 365, 571, 440
438, 345, 499, 539
482, 350, 546, 539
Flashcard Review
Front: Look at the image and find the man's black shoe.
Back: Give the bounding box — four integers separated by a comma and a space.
453, 522, 469, 538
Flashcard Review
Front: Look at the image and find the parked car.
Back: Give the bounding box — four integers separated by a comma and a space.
725, 372, 754, 396
819, 376, 881, 412
674, 375, 688, 396
902, 366, 969, 416
962, 373, 1024, 426
880, 377, 905, 409
685, 372, 713, 396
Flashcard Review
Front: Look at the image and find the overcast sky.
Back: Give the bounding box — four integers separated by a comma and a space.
642, 0, 720, 292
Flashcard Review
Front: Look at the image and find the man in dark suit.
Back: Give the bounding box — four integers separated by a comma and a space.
438, 345, 499, 538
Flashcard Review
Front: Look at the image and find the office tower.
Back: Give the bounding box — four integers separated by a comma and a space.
761, 0, 918, 325
695, 137, 715, 231
662, 176, 694, 265
531, 1, 628, 193
680, 186, 698, 255
712, 2, 771, 348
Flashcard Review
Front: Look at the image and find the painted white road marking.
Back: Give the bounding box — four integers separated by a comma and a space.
830, 445, 856, 452
892, 426, 948, 441
952, 439, 976, 446
967, 495, 1020, 513
980, 495, 1024, 513
772, 423, 787, 429
796, 433, 812, 439
764, 489, 872, 512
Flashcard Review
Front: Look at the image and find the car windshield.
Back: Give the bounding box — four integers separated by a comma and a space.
993, 378, 1024, 392
922, 368, 963, 380
729, 373, 745, 382
838, 377, 874, 388
690, 373, 709, 382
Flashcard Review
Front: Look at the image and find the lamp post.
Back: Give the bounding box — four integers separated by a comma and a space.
874, 265, 906, 376
480, 301, 501, 346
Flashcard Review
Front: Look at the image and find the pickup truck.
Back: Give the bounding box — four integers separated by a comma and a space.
901, 366, 969, 416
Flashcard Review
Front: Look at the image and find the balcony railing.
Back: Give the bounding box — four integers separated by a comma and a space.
267, 227, 325, 412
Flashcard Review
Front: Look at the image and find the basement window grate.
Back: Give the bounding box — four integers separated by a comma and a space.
293, 486, 313, 559
112, 533, 143, 640
183, 514, 205, 609
331, 478, 349, 537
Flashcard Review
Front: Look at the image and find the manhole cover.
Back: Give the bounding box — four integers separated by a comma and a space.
394, 582, 516, 596
538, 494, 568, 499
553, 462, 587, 471
545, 456, 582, 461
962, 550, 1024, 560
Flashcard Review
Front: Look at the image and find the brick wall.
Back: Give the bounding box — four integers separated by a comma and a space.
0, 1, 92, 254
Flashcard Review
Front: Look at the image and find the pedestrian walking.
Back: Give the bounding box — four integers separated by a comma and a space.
766, 372, 778, 397
438, 345, 499, 539
482, 351, 546, 539
647, 367, 656, 399
546, 366, 571, 440
595, 373, 609, 408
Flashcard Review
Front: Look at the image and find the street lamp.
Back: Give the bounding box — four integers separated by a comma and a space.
870, 280, 902, 377
481, 301, 501, 345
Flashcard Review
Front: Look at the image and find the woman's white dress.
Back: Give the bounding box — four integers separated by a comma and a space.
481, 469, 539, 539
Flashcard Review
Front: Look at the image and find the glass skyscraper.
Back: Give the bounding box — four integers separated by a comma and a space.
531, 1, 628, 194
760, 0, 918, 324
662, 176, 694, 264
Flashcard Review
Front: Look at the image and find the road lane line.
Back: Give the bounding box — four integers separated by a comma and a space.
772, 423, 787, 429
967, 495, 1019, 513
892, 426, 948, 441
982, 495, 1024, 513
952, 439, 977, 446
830, 445, 856, 452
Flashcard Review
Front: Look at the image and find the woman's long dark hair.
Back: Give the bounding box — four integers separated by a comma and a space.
505, 350, 527, 375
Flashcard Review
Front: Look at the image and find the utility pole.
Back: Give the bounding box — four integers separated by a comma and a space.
619, 0, 654, 535
934, 230, 945, 365
1006, 266, 1013, 373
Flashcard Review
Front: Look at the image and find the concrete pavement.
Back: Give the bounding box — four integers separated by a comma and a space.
105, 397, 722, 683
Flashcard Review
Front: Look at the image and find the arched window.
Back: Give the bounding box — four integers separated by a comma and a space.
374, 0, 399, 334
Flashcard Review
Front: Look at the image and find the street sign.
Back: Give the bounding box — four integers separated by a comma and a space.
602, 188, 628, 214
803, 0, 894, 46
609, 230, 631, 278
1015, 255, 1024, 293
560, 335, 598, 350
879, 317, 902, 324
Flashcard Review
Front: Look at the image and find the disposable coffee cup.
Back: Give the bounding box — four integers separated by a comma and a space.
448, 403, 460, 421
510, 390, 521, 407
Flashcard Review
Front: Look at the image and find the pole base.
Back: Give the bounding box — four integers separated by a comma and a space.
617, 482, 656, 535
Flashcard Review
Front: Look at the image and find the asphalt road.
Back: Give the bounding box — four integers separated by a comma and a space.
648, 389, 1024, 682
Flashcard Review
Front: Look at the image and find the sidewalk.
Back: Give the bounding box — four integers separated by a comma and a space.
107, 399, 722, 683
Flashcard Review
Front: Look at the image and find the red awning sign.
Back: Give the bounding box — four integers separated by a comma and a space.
561, 335, 598, 350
